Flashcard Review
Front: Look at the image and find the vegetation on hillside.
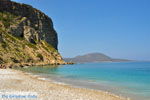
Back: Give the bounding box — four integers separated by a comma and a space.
0, 12, 63, 65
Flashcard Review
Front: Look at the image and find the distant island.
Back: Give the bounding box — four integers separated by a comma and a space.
64, 53, 131, 63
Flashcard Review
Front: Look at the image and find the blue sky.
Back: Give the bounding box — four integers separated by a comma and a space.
12, 0, 150, 60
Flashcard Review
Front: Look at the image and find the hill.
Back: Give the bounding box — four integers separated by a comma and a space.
64, 53, 130, 63
0, 0, 65, 67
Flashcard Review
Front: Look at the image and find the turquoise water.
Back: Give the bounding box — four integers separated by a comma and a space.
16, 62, 150, 100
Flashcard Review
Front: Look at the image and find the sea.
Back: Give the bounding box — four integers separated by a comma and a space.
15, 62, 150, 100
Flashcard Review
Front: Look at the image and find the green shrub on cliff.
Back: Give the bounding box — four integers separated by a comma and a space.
0, 12, 17, 28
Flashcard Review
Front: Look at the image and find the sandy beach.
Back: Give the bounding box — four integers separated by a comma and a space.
0, 69, 128, 100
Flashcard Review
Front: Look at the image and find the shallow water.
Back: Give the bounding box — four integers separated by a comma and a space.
16, 62, 150, 100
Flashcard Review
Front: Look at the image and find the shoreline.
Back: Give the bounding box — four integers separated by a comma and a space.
0, 62, 74, 69
0, 69, 129, 100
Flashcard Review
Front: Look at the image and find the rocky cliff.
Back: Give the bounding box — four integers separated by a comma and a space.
0, 0, 65, 66
0, 0, 58, 49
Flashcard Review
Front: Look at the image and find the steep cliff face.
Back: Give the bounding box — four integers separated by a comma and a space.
0, 0, 65, 66
0, 0, 58, 49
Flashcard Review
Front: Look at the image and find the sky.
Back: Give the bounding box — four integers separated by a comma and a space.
12, 0, 150, 60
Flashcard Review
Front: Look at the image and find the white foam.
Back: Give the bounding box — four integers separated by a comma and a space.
37, 77, 47, 81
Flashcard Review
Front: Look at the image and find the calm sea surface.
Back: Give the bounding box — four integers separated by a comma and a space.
16, 62, 150, 100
